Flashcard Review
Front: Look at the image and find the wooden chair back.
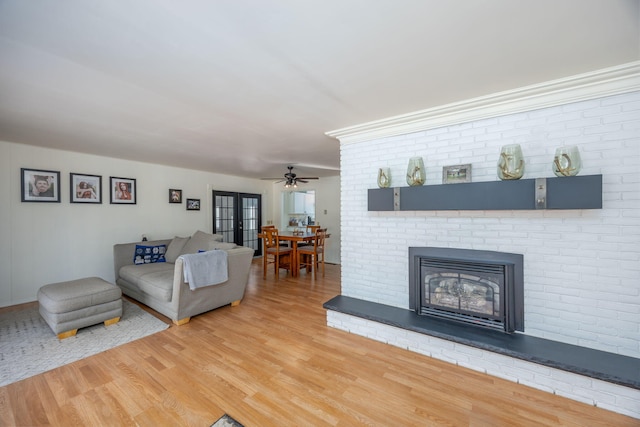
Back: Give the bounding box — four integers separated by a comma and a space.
263, 227, 280, 250
298, 228, 327, 278
262, 227, 292, 279
313, 228, 326, 251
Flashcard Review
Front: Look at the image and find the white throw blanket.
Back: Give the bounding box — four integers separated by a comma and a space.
179, 250, 229, 290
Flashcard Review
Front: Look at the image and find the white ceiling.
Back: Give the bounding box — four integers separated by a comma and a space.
0, 1, 638, 180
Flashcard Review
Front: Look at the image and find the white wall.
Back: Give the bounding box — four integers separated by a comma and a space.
0, 141, 340, 307
339, 90, 640, 359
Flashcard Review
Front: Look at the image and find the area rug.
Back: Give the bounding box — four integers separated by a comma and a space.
0, 299, 169, 387
211, 414, 244, 427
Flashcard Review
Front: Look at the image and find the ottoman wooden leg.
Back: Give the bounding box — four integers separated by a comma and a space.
104, 317, 120, 327
58, 329, 78, 340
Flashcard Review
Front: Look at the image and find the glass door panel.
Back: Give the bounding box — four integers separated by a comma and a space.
213, 190, 261, 256
241, 194, 260, 252
214, 193, 235, 244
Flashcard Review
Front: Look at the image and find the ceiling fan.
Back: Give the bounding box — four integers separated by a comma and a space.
261, 166, 319, 188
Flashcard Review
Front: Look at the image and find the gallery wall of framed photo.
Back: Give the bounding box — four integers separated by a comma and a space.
168, 189, 201, 210
20, 169, 140, 205
20, 168, 203, 211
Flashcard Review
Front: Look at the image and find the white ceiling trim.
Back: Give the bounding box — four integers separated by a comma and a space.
326, 61, 640, 145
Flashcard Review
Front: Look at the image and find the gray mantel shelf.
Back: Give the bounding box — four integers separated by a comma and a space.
368, 174, 602, 211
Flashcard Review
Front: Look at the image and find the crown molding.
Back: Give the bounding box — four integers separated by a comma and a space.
326, 61, 640, 145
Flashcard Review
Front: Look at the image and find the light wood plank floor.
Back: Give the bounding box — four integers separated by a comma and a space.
1, 260, 637, 426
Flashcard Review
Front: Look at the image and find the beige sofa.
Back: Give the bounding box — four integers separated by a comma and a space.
113, 231, 254, 325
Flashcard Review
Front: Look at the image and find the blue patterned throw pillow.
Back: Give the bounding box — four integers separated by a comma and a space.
134, 244, 167, 265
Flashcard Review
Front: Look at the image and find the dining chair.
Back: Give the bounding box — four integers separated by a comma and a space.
262, 227, 293, 279
298, 224, 320, 248
298, 228, 327, 278
262, 224, 288, 247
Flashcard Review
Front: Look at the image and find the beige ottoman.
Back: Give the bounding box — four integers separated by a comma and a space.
38, 277, 123, 339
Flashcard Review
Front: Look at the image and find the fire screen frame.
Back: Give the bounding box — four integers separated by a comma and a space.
409, 247, 524, 333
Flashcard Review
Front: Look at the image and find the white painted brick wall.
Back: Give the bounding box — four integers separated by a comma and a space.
340, 91, 640, 357
336, 91, 640, 417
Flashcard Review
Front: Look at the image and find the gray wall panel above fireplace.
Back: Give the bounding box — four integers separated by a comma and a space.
368, 175, 602, 211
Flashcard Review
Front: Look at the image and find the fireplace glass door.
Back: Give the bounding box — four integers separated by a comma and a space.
420, 259, 505, 329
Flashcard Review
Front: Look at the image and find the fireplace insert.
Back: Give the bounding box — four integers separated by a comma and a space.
409, 247, 524, 333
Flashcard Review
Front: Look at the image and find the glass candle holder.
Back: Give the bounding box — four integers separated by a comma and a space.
497, 144, 525, 180
406, 157, 426, 186
377, 167, 391, 188
552, 145, 581, 177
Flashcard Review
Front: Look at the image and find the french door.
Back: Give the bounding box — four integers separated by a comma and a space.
212, 190, 262, 256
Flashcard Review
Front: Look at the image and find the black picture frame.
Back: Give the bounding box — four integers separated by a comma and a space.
70, 173, 102, 204
21, 168, 61, 202
110, 177, 136, 204
169, 189, 182, 203
186, 198, 200, 211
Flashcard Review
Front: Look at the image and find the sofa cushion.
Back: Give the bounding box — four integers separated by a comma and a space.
133, 244, 166, 264
119, 263, 174, 302
165, 236, 190, 263
210, 241, 237, 250
180, 230, 224, 255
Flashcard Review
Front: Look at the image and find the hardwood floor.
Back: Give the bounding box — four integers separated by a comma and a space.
1, 260, 637, 426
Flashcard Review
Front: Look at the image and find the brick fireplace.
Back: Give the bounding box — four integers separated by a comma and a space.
326, 63, 640, 418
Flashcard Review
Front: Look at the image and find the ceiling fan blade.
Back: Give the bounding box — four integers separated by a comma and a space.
262, 166, 321, 184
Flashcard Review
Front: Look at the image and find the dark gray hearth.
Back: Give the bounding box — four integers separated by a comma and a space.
324, 295, 639, 390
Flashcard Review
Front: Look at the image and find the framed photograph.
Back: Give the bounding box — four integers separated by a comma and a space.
442, 164, 472, 184
169, 189, 182, 203
186, 198, 200, 211
70, 173, 102, 203
21, 168, 61, 202
110, 177, 136, 204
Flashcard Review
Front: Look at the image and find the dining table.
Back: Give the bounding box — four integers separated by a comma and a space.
258, 230, 329, 277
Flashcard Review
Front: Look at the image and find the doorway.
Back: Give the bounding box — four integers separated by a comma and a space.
282, 190, 315, 230
212, 191, 262, 255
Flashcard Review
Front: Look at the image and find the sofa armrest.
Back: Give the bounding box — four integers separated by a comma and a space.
113, 239, 172, 283
170, 245, 254, 320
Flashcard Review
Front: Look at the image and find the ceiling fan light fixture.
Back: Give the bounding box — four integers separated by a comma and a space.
263, 166, 320, 187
